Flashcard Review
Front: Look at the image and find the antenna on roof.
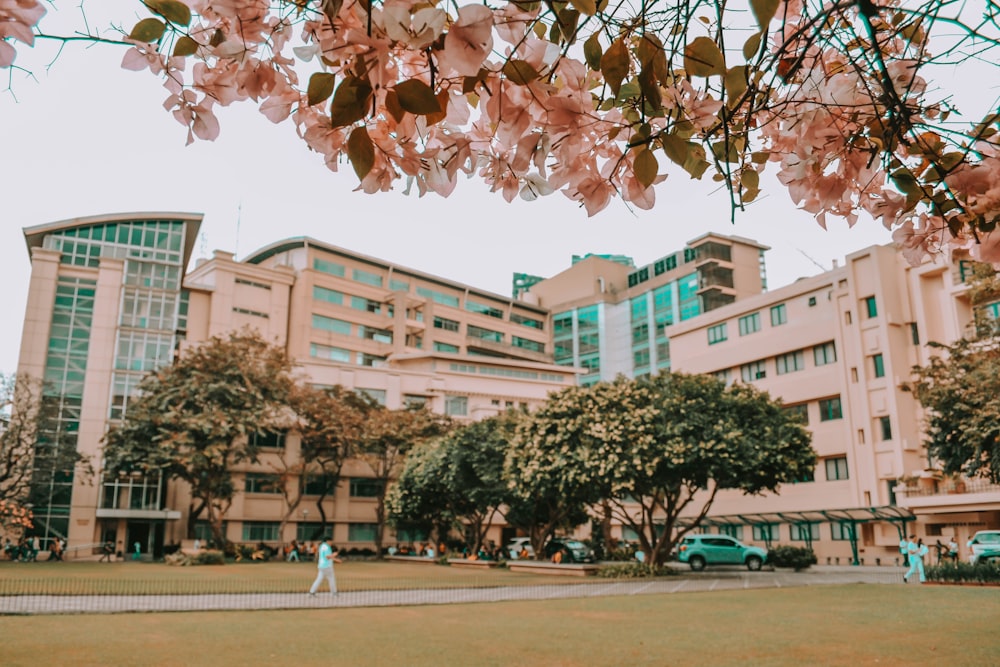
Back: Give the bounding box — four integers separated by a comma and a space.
235, 201, 242, 259
797, 248, 829, 272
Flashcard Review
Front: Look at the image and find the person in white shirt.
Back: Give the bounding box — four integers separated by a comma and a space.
308, 536, 342, 597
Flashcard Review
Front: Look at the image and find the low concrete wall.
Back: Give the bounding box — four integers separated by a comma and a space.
506, 561, 599, 577
385, 555, 438, 565
447, 558, 502, 569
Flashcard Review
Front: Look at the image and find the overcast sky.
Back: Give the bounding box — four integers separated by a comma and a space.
0, 3, 932, 375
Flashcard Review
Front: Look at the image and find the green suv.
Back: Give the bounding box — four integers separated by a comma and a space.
676, 534, 767, 571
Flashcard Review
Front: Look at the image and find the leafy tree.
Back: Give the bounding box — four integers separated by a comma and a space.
513, 374, 815, 566
8, 1, 1000, 264
389, 412, 519, 553
909, 339, 1000, 483
354, 404, 450, 555
275, 384, 371, 542
102, 330, 298, 547
0, 374, 93, 538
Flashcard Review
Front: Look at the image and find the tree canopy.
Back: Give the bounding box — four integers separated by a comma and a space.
512, 373, 815, 565
0, 373, 93, 537
102, 329, 299, 545
5, 1, 1000, 264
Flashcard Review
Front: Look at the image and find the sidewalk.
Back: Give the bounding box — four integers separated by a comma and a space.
0, 565, 908, 616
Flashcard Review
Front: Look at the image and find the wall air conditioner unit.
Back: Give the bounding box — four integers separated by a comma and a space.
808, 296, 817, 306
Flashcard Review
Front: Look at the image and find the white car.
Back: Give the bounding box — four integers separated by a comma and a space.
506, 537, 535, 559
968, 530, 1000, 564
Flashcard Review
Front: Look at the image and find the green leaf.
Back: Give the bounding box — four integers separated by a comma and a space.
347, 126, 375, 181
307, 72, 337, 107
502, 60, 540, 86
172, 35, 199, 57
146, 0, 192, 27
329, 76, 373, 129
583, 34, 603, 71
724, 66, 748, 103
129, 18, 166, 43
743, 32, 762, 61
569, 0, 597, 15
394, 79, 441, 115
750, 0, 780, 29
634, 148, 658, 189
661, 134, 691, 166
684, 37, 726, 78
601, 39, 629, 97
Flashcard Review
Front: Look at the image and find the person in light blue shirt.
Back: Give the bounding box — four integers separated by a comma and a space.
308, 536, 342, 597
903, 535, 926, 583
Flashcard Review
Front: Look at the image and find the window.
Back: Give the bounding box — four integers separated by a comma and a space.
825, 456, 849, 481
863, 296, 878, 318
303, 476, 333, 496
819, 396, 843, 421
310, 343, 351, 363
740, 360, 767, 382
776, 350, 805, 375
244, 473, 282, 493
719, 525, 744, 540
312, 314, 351, 335
831, 522, 855, 541
313, 258, 345, 277
433, 342, 459, 353
348, 523, 378, 542
403, 394, 428, 409
738, 312, 761, 336
465, 299, 504, 319
313, 286, 344, 305
813, 342, 837, 366
879, 416, 893, 441
707, 323, 728, 345
910, 322, 920, 345
511, 312, 544, 329
359, 325, 392, 343
445, 395, 468, 416
467, 325, 503, 342
242, 521, 280, 542
512, 336, 545, 353
784, 404, 809, 425
417, 286, 460, 308
433, 316, 460, 332
356, 388, 386, 405
389, 278, 409, 291
752, 524, 780, 541
872, 353, 885, 378
249, 431, 285, 449
352, 268, 383, 287
790, 523, 820, 541
770, 304, 787, 326
350, 295, 383, 314
297, 523, 325, 542
360, 353, 386, 367
349, 478, 384, 497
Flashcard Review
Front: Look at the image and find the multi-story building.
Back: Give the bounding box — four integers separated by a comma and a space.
666, 244, 1000, 564
523, 233, 769, 384
17, 213, 576, 558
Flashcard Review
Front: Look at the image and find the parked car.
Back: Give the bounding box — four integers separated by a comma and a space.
676, 534, 767, 571
977, 550, 1000, 566
506, 537, 535, 560
543, 537, 595, 563
968, 530, 1000, 564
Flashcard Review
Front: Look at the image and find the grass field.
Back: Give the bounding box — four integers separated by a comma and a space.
1, 561, 998, 666
2, 584, 997, 666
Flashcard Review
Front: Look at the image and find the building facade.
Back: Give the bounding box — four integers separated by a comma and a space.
17, 214, 577, 557
665, 244, 1000, 564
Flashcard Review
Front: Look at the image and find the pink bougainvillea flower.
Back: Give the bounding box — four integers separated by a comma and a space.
438, 4, 493, 77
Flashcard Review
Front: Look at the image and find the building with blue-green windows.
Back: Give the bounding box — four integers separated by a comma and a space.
522, 233, 769, 384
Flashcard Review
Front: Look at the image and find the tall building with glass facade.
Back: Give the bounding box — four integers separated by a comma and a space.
524, 233, 770, 384
19, 213, 200, 554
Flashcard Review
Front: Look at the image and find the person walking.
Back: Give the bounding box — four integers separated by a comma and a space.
903, 535, 926, 584
308, 536, 342, 597
948, 536, 959, 563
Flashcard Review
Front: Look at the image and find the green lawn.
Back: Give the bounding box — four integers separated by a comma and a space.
0, 560, 605, 593
1, 584, 996, 666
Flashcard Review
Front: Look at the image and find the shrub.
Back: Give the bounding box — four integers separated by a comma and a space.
926, 560, 1000, 584
195, 549, 226, 566
597, 562, 674, 579
767, 545, 817, 571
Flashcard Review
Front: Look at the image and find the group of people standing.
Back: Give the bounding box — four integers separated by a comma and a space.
901, 534, 959, 583
2, 536, 63, 562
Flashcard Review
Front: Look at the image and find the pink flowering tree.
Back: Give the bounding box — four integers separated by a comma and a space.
5, 0, 1000, 264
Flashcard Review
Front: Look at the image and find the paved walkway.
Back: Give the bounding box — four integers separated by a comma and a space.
0, 566, 909, 615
